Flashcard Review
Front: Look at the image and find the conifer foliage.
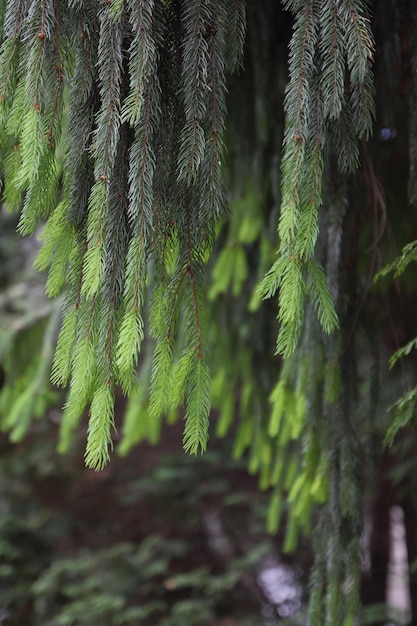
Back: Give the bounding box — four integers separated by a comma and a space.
0, 0, 245, 469
2, 0, 417, 623
259, 0, 374, 356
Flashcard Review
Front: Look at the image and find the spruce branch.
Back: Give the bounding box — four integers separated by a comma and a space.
319, 0, 345, 121
183, 356, 210, 454
84, 383, 115, 470
201, 0, 227, 220
177, 0, 211, 184
0, 0, 24, 114
225, 0, 246, 72
384, 387, 417, 447
122, 0, 156, 127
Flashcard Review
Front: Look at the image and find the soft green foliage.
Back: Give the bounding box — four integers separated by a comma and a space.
0, 0, 244, 468
261, 0, 374, 357
1, 1, 417, 624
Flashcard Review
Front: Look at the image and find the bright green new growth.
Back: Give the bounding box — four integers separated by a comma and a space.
0, 0, 247, 469
260, 0, 374, 357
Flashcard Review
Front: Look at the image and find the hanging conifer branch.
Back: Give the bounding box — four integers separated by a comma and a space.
319, 0, 345, 121
3, 0, 244, 465
81, 7, 124, 299
225, 0, 246, 72
0, 0, 378, 475
0, 0, 24, 114
20, 1, 65, 234
200, 0, 227, 220
118, 2, 160, 394
260, 0, 326, 357
344, 0, 375, 139
46, 0, 63, 148
177, 0, 209, 184
260, 0, 375, 357
122, 0, 156, 128
99, 126, 130, 385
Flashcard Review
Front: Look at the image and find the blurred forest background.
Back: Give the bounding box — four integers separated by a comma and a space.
1, 1, 417, 625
